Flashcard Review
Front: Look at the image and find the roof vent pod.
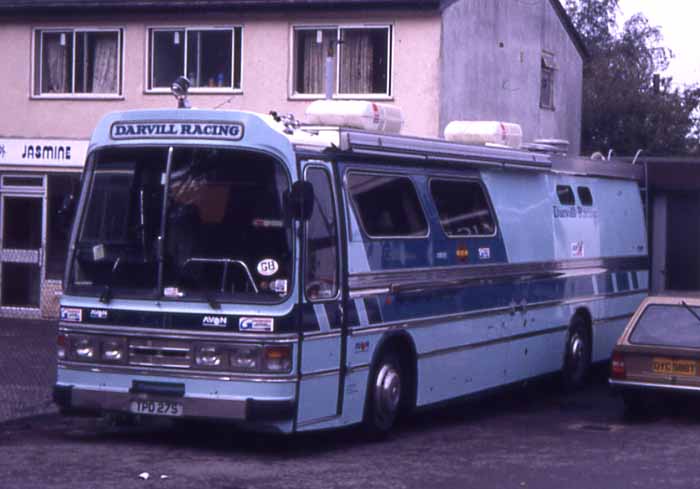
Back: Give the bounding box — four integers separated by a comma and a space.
305, 100, 404, 134
444, 121, 523, 149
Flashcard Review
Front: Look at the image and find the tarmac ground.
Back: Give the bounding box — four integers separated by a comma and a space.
0, 319, 57, 423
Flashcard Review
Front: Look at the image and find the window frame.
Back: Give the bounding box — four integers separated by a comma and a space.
145, 25, 243, 94
428, 177, 498, 239
32, 27, 125, 99
289, 23, 394, 100
303, 164, 341, 303
540, 52, 556, 111
345, 170, 430, 240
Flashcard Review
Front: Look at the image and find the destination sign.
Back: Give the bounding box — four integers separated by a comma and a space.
111, 122, 244, 141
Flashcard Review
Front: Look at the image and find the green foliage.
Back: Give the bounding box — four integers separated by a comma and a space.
566, 0, 700, 156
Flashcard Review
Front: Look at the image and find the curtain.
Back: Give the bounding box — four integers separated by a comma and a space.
339, 29, 373, 94
300, 30, 335, 94
43, 35, 69, 93
91, 34, 118, 93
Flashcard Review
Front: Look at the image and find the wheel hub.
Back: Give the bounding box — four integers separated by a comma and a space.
375, 365, 401, 419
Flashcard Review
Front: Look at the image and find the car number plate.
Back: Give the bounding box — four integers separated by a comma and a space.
129, 399, 183, 417
652, 357, 697, 376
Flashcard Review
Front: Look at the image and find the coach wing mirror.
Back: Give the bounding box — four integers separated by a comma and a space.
57, 193, 77, 231
287, 181, 314, 221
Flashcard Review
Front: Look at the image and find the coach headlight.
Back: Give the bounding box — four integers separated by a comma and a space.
71, 335, 97, 361
100, 337, 127, 363
229, 345, 260, 371
195, 345, 225, 369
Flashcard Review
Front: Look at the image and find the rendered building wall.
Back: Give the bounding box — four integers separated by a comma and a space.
440, 0, 583, 154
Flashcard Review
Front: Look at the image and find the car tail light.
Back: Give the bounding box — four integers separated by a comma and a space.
611, 350, 626, 379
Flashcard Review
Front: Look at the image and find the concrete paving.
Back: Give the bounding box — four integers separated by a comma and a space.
0, 319, 57, 423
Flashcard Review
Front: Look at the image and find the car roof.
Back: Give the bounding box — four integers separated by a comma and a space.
642, 292, 700, 306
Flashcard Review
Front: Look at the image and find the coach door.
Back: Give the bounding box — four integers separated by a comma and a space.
0, 176, 45, 311
296, 161, 345, 428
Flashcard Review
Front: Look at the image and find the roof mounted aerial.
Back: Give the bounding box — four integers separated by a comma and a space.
171, 76, 191, 109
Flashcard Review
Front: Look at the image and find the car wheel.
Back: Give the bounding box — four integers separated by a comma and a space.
562, 316, 591, 390
365, 351, 403, 435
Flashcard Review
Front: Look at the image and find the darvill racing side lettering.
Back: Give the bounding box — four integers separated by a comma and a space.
111, 122, 244, 140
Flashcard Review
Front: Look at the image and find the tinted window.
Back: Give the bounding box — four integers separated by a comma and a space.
578, 186, 593, 206
630, 304, 700, 347
47, 173, 82, 280
305, 167, 339, 301
347, 173, 427, 238
430, 179, 495, 237
556, 185, 575, 205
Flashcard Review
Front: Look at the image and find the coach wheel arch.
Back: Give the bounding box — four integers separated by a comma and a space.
363, 332, 418, 433
562, 309, 593, 389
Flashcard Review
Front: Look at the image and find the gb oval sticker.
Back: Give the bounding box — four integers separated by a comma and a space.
257, 258, 279, 277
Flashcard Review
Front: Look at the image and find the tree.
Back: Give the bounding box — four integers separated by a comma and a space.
565, 0, 700, 156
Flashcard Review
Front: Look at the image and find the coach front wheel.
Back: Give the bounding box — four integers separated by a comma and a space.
365, 352, 403, 434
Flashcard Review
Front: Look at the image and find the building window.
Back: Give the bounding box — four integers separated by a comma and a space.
293, 26, 391, 97
347, 172, 427, 238
540, 53, 555, 110
34, 29, 123, 96
148, 27, 242, 91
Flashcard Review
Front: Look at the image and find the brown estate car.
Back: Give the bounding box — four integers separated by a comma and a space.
610, 294, 700, 412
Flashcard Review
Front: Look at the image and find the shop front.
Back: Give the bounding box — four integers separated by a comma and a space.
0, 138, 86, 318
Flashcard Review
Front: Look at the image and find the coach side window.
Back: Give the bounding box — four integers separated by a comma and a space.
556, 185, 575, 205
305, 167, 339, 301
347, 173, 428, 238
430, 179, 496, 237
577, 186, 593, 206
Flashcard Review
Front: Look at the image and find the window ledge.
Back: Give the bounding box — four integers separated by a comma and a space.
289, 94, 394, 102
145, 89, 243, 96
31, 94, 124, 101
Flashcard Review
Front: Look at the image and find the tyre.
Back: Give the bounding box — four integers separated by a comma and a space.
364, 351, 403, 435
561, 315, 591, 390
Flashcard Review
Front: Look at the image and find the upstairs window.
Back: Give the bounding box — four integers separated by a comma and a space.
293, 25, 392, 97
430, 179, 496, 237
540, 52, 555, 110
148, 27, 242, 91
347, 173, 427, 238
34, 29, 123, 96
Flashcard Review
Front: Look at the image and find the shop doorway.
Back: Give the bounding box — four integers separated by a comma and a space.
0, 191, 44, 308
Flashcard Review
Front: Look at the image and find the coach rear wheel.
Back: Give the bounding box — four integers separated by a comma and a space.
366, 352, 403, 434
562, 316, 591, 390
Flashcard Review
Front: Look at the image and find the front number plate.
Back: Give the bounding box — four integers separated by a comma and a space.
652, 357, 697, 376
129, 399, 183, 417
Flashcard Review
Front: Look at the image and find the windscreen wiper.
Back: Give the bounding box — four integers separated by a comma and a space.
681, 300, 700, 324
99, 256, 121, 304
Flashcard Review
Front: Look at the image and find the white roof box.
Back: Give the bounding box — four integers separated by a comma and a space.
444, 121, 523, 149
305, 100, 404, 134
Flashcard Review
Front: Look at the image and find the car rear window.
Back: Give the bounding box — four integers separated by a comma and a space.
629, 303, 700, 348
